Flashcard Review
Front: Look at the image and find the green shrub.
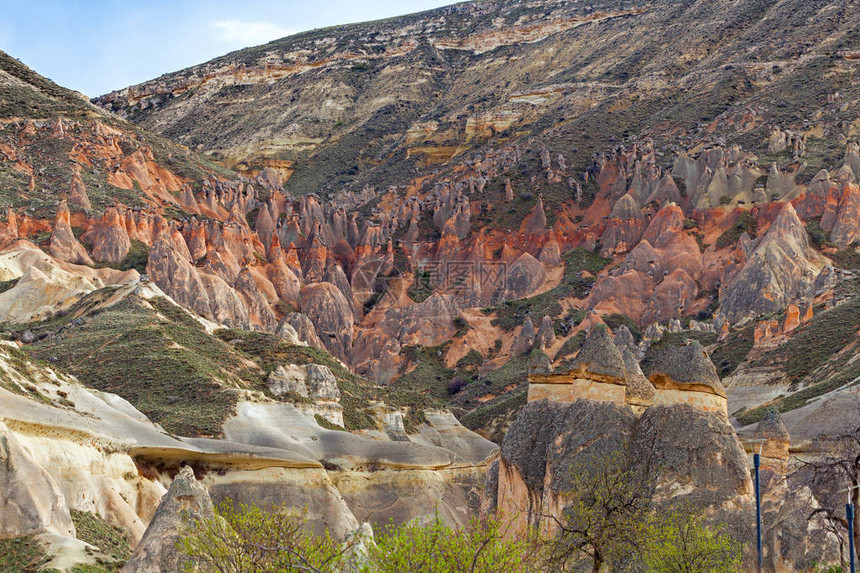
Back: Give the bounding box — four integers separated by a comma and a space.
715, 211, 756, 250
369, 515, 534, 573
0, 536, 49, 573
179, 500, 344, 573
643, 506, 743, 573
70, 509, 131, 571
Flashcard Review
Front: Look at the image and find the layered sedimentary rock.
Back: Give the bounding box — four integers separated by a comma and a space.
528, 325, 630, 404
647, 340, 728, 416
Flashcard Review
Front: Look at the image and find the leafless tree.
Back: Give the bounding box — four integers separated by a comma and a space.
796, 423, 860, 567
541, 454, 654, 573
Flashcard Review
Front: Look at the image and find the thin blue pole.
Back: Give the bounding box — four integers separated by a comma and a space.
754, 453, 762, 573
849, 502, 856, 573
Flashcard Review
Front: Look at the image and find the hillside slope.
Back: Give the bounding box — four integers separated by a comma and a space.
3, 1, 860, 444
96, 0, 860, 198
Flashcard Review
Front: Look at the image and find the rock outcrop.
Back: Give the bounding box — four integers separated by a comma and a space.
121, 467, 214, 573
299, 282, 354, 362
719, 204, 817, 323
0, 422, 74, 539
49, 201, 94, 266
647, 340, 727, 415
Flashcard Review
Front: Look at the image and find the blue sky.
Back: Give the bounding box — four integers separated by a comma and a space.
0, 0, 455, 97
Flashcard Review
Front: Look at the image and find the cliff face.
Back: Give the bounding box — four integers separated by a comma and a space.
94, 0, 860, 203
495, 336, 838, 571
0, 304, 496, 570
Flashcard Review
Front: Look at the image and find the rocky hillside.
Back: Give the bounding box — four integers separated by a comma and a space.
96, 0, 860, 199
1, 0, 860, 569
5, 2, 860, 445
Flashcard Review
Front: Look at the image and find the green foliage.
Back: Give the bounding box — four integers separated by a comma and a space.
314, 414, 346, 431
179, 499, 345, 573
807, 218, 833, 249
643, 507, 743, 573
459, 389, 527, 442
0, 278, 17, 294
455, 349, 484, 370
491, 249, 610, 331
555, 330, 586, 363
91, 240, 150, 275
70, 509, 131, 571
0, 536, 50, 573
385, 344, 451, 430
367, 515, 535, 573
757, 296, 860, 382
715, 211, 756, 250
180, 499, 536, 573
123, 240, 150, 274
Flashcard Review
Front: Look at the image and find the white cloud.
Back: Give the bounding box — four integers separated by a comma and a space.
211, 20, 294, 46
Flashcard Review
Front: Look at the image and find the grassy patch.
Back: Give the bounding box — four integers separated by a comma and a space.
25, 296, 253, 437
555, 331, 586, 364
215, 328, 378, 430
709, 326, 754, 377
406, 269, 433, 303
70, 510, 131, 571
754, 297, 860, 382
455, 349, 484, 370
314, 414, 346, 431
452, 350, 540, 441
459, 389, 527, 442
715, 211, 756, 250
806, 217, 832, 249
91, 240, 149, 275
735, 365, 860, 427
216, 329, 441, 432
0, 535, 50, 573
490, 248, 610, 331
0, 279, 17, 294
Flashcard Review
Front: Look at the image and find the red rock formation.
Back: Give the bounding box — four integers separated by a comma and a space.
600, 194, 647, 257
81, 207, 131, 264
49, 201, 94, 266
67, 172, 91, 210
719, 203, 816, 323
299, 282, 354, 362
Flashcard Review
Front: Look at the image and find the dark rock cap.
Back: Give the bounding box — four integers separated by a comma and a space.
755, 407, 790, 442
648, 340, 726, 397
570, 324, 627, 383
